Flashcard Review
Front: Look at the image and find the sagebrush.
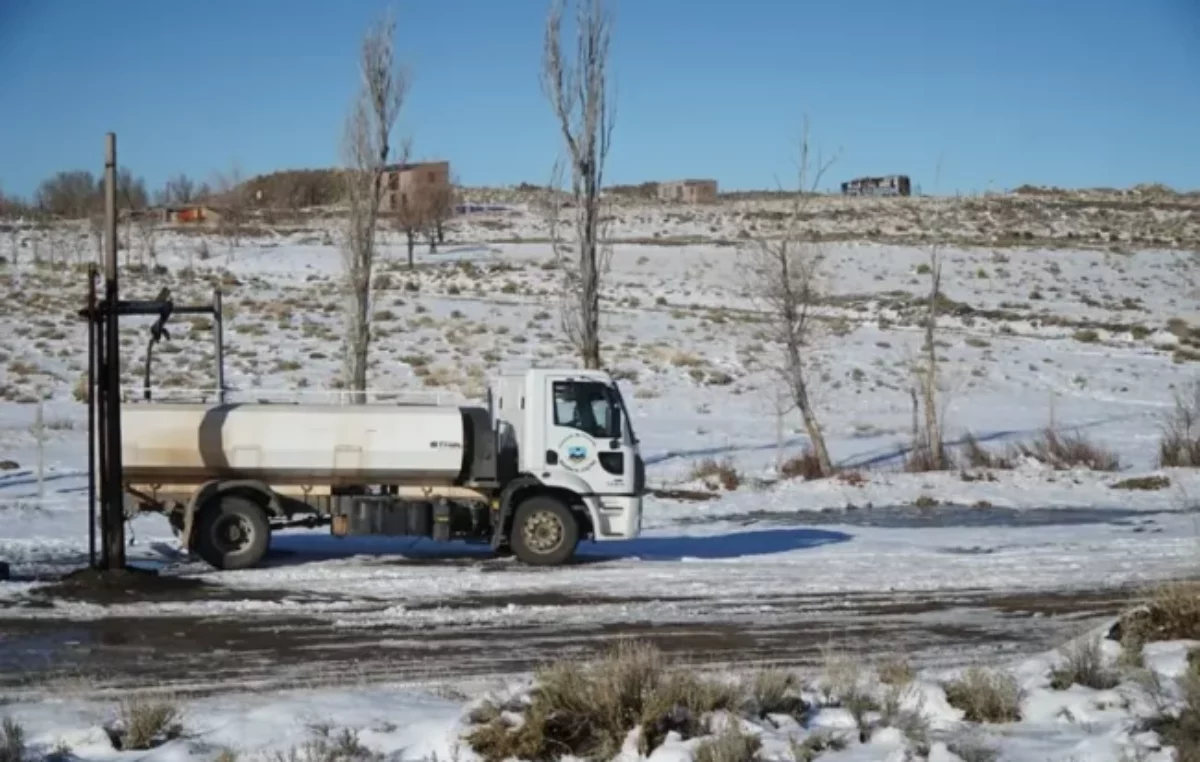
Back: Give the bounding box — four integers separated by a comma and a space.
466, 641, 743, 762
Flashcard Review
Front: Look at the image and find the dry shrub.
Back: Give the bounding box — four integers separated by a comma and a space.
878, 655, 916, 686
693, 723, 761, 762
779, 449, 824, 480
1049, 636, 1119, 690
690, 457, 741, 491
1110, 475, 1171, 491
903, 433, 955, 473
1144, 656, 1200, 762
743, 669, 805, 718
1015, 426, 1120, 471
466, 641, 744, 762
1116, 583, 1200, 660
112, 698, 182, 750
270, 724, 381, 762
818, 649, 876, 742
943, 667, 1023, 723
1, 718, 24, 762
789, 731, 847, 762
961, 433, 1014, 470
1159, 382, 1200, 467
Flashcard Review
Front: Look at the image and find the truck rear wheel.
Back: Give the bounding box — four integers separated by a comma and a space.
195, 495, 270, 571
510, 495, 579, 566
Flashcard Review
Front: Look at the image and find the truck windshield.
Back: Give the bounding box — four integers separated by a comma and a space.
553, 381, 621, 440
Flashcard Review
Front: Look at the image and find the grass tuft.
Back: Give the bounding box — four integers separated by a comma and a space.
690, 457, 741, 491
788, 730, 848, 762
693, 722, 761, 762
1, 718, 24, 762
743, 669, 805, 719
466, 641, 744, 762
1015, 426, 1120, 471
1158, 382, 1200, 467
943, 667, 1023, 723
1143, 655, 1200, 762
1049, 636, 1119, 690
779, 449, 825, 481
1116, 583, 1200, 660
111, 698, 182, 751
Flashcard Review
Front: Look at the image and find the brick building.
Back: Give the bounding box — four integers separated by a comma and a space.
657, 179, 718, 204
382, 161, 452, 213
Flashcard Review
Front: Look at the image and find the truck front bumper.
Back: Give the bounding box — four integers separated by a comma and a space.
585, 494, 642, 540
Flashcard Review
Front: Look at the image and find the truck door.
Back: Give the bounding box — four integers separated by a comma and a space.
544, 378, 632, 496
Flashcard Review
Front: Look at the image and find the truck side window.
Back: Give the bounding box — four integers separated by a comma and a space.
553, 382, 619, 439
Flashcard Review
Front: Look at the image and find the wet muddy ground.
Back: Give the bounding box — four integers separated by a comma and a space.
0, 575, 1139, 699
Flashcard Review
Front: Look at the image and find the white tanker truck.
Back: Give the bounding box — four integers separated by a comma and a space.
120, 368, 645, 570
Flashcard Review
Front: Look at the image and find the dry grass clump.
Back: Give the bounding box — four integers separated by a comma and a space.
943, 667, 1023, 723
903, 433, 955, 473
1116, 583, 1200, 662
1048, 636, 1119, 690
269, 723, 381, 762
1014, 426, 1120, 471
690, 457, 741, 491
1, 718, 24, 762
693, 723, 761, 762
877, 655, 917, 687
779, 449, 824, 481
1144, 656, 1200, 762
789, 731, 848, 762
1158, 382, 1200, 467
1110, 475, 1171, 491
960, 433, 1015, 470
743, 668, 805, 719
466, 641, 744, 762
110, 697, 182, 750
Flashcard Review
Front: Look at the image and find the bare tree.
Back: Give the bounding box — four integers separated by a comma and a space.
393, 190, 424, 268
425, 177, 456, 252
741, 119, 838, 477
341, 7, 410, 401
166, 173, 196, 205
215, 164, 246, 248
541, 0, 615, 370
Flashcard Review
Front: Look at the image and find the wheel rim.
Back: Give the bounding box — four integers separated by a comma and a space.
212, 515, 253, 554
523, 510, 564, 555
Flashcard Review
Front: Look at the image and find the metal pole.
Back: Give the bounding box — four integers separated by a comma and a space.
214, 289, 225, 404
96, 315, 108, 570
103, 133, 126, 571
87, 266, 97, 568
35, 398, 44, 507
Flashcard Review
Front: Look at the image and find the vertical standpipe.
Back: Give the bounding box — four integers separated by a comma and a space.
103, 133, 126, 570
87, 266, 96, 568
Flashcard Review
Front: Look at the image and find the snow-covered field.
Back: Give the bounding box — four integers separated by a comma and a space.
0, 198, 1198, 760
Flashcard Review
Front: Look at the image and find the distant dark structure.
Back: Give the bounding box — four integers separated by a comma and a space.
841, 175, 911, 197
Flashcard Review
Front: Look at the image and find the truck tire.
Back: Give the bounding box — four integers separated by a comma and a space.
510, 495, 579, 566
195, 495, 270, 570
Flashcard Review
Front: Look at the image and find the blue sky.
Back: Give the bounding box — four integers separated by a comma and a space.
1, 0, 1197, 198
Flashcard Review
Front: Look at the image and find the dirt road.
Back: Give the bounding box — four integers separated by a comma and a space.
0, 566, 1136, 699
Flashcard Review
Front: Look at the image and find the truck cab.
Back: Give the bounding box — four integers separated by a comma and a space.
491, 369, 645, 555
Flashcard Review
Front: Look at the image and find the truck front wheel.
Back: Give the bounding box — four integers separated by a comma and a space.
195, 495, 271, 570
510, 495, 579, 566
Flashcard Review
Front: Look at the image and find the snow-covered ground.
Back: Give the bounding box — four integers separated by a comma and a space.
1, 204, 1198, 760
1, 620, 1196, 762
